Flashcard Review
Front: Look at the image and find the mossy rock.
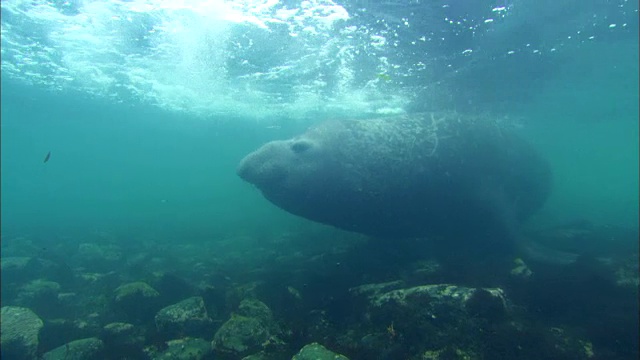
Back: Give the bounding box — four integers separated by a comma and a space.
212, 314, 270, 357
155, 296, 213, 338
114, 281, 159, 302
292, 342, 349, 360
0, 306, 44, 360
237, 298, 273, 323
150, 337, 211, 360
113, 281, 160, 320
102, 322, 144, 348
41, 337, 104, 360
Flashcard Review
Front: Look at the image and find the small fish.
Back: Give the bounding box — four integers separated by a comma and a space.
43, 151, 51, 163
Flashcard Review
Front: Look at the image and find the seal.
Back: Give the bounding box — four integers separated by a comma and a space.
237, 113, 551, 243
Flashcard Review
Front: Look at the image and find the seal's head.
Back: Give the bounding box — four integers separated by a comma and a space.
237, 137, 315, 185
237, 132, 339, 214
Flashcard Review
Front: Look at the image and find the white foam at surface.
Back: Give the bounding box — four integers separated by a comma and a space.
1, 0, 634, 121
1, 0, 410, 120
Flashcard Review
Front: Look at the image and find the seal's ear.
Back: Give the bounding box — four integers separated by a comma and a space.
291, 140, 312, 154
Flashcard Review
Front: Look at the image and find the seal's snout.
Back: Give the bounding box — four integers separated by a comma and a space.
236, 155, 255, 183
237, 141, 290, 188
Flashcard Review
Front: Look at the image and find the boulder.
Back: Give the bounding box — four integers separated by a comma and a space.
75, 242, 123, 272
17, 279, 62, 317
350, 282, 510, 355
145, 337, 212, 360
292, 342, 349, 360
1, 257, 33, 284
0, 306, 44, 360
212, 298, 282, 358
113, 281, 160, 321
155, 296, 213, 338
237, 298, 274, 323
360, 283, 509, 320
41, 337, 104, 360
212, 314, 270, 358
102, 322, 145, 350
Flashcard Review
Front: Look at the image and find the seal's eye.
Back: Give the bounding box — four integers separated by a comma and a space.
291, 141, 312, 154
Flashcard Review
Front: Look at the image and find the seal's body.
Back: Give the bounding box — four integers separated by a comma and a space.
237, 113, 551, 242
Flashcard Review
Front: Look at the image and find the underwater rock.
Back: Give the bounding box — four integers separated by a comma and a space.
155, 296, 214, 339
41, 337, 104, 360
57, 291, 77, 304
291, 342, 350, 360
407, 259, 442, 282
237, 298, 274, 324
420, 347, 478, 360
614, 257, 640, 288
543, 327, 595, 359
349, 280, 405, 298
351, 282, 510, 351
39, 317, 100, 355
55, 292, 86, 317
76, 243, 123, 272
1, 255, 32, 271
113, 281, 160, 321
370, 284, 505, 307
510, 258, 533, 279
225, 281, 265, 309
1, 256, 33, 284
73, 312, 103, 336
212, 299, 282, 359
199, 283, 228, 318
378, 284, 508, 319
114, 281, 160, 302
102, 322, 145, 352
212, 314, 272, 358
154, 272, 197, 305
1, 257, 73, 306
145, 337, 212, 360
422, 349, 441, 359
242, 351, 270, 360
19, 278, 61, 296
77, 270, 120, 292
17, 279, 62, 317
2, 256, 72, 288
0, 306, 44, 360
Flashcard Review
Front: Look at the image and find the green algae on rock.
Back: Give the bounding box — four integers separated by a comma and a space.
17, 279, 62, 315
155, 296, 213, 338
0, 306, 44, 360
41, 337, 104, 360
1, 257, 33, 283
102, 322, 145, 353
292, 342, 350, 360
212, 314, 271, 357
237, 298, 274, 323
114, 281, 160, 302
144, 337, 212, 360
113, 281, 161, 321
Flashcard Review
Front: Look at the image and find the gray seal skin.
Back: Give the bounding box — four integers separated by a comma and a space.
237, 113, 552, 242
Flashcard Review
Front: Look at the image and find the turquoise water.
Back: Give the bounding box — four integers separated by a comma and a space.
524, 41, 639, 227
1, 1, 638, 359
2, 40, 637, 239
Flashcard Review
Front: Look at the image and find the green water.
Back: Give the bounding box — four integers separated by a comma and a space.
524, 40, 639, 228
1, 41, 638, 245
